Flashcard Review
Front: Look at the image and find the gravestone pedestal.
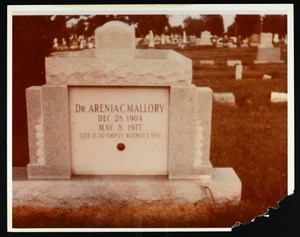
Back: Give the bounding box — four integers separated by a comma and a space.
254, 47, 284, 64
254, 32, 284, 64
16, 21, 241, 209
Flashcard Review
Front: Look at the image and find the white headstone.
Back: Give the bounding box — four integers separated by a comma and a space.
227, 60, 242, 67
183, 31, 187, 43
258, 32, 274, 48
230, 37, 237, 43
235, 65, 243, 80
79, 39, 85, 49
201, 31, 211, 39
273, 34, 279, 43
200, 60, 214, 65
196, 31, 212, 46
284, 34, 288, 44
262, 74, 272, 80
62, 38, 67, 50
161, 34, 166, 45
53, 38, 58, 49
166, 35, 171, 44
213, 93, 236, 106
148, 30, 155, 48
95, 21, 135, 59
271, 92, 287, 103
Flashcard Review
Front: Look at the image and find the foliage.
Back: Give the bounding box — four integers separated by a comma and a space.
228, 15, 262, 38
167, 25, 184, 34
65, 15, 170, 37
183, 16, 204, 36
201, 15, 224, 35
262, 15, 287, 37
126, 15, 170, 37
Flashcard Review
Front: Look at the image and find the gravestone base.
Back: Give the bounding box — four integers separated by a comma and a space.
254, 47, 284, 64
13, 167, 241, 208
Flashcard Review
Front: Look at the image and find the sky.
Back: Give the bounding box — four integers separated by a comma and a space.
168, 15, 235, 30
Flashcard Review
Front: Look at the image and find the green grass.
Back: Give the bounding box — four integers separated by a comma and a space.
13, 47, 288, 228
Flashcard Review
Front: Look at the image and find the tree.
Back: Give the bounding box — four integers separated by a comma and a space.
50, 15, 72, 43
262, 15, 287, 37
183, 16, 204, 36
227, 22, 237, 36
201, 15, 224, 36
167, 25, 183, 34
80, 15, 116, 36
231, 15, 262, 38
128, 15, 170, 37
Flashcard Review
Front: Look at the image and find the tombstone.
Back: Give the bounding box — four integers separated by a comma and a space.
70, 40, 78, 50
214, 93, 236, 106
87, 37, 94, 48
262, 74, 272, 80
62, 38, 67, 50
230, 37, 237, 44
227, 60, 242, 67
284, 34, 288, 44
271, 92, 288, 103
148, 30, 155, 48
189, 35, 196, 44
255, 32, 284, 64
154, 34, 161, 44
235, 65, 243, 80
200, 60, 214, 65
143, 34, 150, 45
273, 34, 279, 43
19, 21, 241, 208
165, 35, 171, 44
79, 39, 85, 49
227, 43, 237, 48
183, 31, 187, 44
241, 39, 249, 48
258, 32, 274, 48
53, 38, 59, 49
216, 38, 224, 48
95, 21, 135, 59
196, 31, 213, 46
161, 34, 166, 45
249, 34, 260, 47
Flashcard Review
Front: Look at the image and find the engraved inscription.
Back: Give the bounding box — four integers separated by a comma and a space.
69, 87, 169, 175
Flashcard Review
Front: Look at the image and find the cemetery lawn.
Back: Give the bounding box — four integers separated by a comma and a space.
13, 47, 288, 228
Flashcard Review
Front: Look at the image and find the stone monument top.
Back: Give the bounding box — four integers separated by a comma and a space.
258, 32, 274, 48
201, 31, 211, 39
46, 21, 192, 86
95, 21, 136, 59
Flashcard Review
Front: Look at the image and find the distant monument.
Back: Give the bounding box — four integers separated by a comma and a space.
249, 34, 260, 47
273, 33, 279, 43
148, 30, 155, 48
183, 31, 187, 44
95, 21, 135, 59
255, 32, 284, 64
196, 31, 213, 46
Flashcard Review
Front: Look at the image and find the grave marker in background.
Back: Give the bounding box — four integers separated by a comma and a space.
235, 64, 243, 80
255, 32, 284, 64
196, 31, 213, 46
95, 21, 135, 59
